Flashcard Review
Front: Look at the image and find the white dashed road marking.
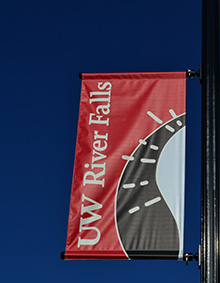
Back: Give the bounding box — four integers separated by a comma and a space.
139, 139, 147, 145
128, 206, 140, 214
123, 183, 135, 189
150, 145, 159, 150
144, 197, 161, 207
140, 180, 149, 186
122, 155, 134, 161
140, 158, 156, 164
147, 111, 163, 124
169, 109, 177, 118
176, 120, 182, 126
165, 125, 175, 133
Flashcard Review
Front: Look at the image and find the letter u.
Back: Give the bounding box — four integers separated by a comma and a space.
77, 226, 101, 247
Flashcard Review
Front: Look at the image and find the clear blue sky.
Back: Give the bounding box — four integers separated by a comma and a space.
0, 1, 201, 282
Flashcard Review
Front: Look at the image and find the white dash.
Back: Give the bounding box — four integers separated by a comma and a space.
147, 111, 163, 124
165, 125, 175, 132
144, 197, 161, 207
139, 139, 147, 145
129, 206, 140, 214
150, 145, 159, 150
140, 180, 149, 186
123, 183, 135, 189
176, 120, 182, 126
169, 109, 177, 118
141, 158, 156, 164
122, 155, 134, 161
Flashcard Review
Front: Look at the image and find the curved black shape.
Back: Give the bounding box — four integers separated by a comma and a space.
116, 114, 185, 258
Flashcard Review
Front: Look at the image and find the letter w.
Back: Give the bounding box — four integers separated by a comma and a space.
80, 194, 102, 226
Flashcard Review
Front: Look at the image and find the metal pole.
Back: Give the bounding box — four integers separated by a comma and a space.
201, 0, 219, 282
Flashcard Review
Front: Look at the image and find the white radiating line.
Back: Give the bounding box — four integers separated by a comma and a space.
140, 158, 156, 163
128, 206, 140, 214
139, 139, 147, 145
122, 155, 134, 161
147, 111, 163, 124
144, 197, 161, 207
165, 125, 175, 133
150, 145, 159, 150
140, 180, 149, 186
169, 109, 177, 118
123, 183, 135, 189
176, 120, 182, 126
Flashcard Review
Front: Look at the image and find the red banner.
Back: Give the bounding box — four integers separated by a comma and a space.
63, 72, 186, 260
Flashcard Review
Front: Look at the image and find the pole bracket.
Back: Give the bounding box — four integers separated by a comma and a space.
183, 252, 199, 266
186, 68, 201, 81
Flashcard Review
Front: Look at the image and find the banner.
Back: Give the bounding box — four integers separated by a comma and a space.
63, 72, 186, 260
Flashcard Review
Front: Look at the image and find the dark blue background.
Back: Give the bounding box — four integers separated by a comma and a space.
0, 1, 201, 282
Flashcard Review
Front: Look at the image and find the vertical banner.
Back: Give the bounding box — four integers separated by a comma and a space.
63, 72, 186, 260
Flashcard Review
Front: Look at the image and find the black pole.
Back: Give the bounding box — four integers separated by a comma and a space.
201, 0, 220, 282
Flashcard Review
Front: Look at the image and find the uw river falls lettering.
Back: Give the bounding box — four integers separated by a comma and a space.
78, 81, 112, 247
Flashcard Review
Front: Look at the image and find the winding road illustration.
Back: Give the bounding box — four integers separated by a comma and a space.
116, 112, 186, 259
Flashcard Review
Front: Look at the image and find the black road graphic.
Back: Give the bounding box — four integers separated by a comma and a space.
116, 114, 185, 259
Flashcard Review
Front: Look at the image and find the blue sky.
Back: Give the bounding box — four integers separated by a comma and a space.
0, 1, 201, 282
